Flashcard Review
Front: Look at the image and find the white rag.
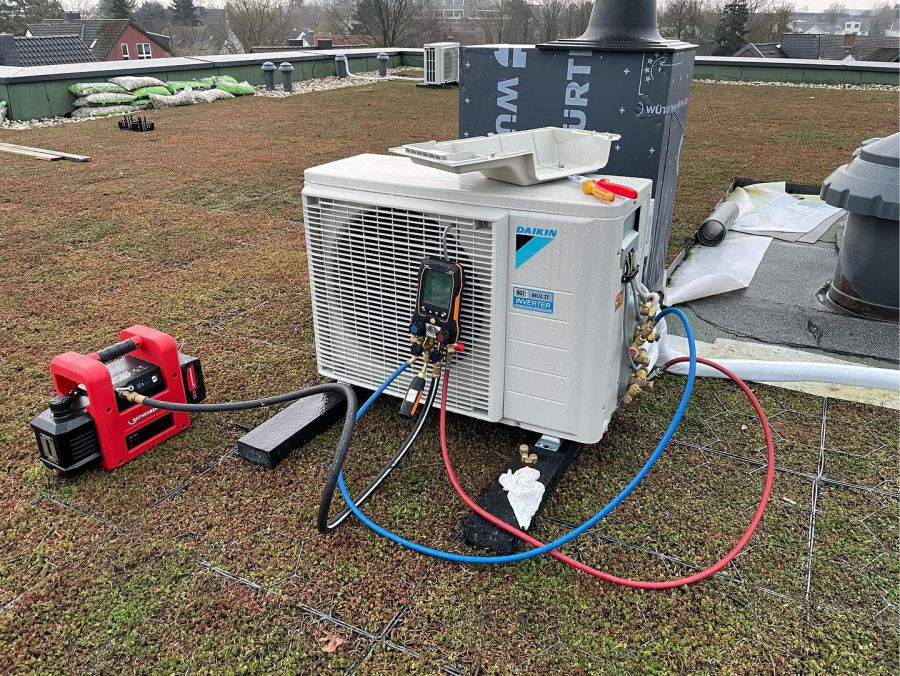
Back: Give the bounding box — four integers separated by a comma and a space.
499, 467, 545, 530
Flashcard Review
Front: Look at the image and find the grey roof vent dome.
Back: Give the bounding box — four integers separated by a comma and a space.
821, 133, 899, 221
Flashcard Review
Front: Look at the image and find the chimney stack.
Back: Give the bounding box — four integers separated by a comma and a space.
0, 33, 20, 67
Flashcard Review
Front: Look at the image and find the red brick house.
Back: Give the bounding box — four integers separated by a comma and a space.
26, 18, 173, 61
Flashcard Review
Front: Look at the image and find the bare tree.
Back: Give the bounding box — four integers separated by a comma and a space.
659, 0, 709, 42
225, 0, 286, 51
479, 0, 532, 42
210, 10, 244, 52
559, 0, 590, 38
823, 2, 846, 24
533, 0, 563, 42
870, 2, 899, 35
329, 0, 438, 46
745, 0, 794, 42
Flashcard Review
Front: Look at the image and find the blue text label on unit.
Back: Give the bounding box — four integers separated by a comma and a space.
512, 287, 555, 314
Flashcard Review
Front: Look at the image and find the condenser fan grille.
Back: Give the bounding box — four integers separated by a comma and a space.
304, 197, 498, 416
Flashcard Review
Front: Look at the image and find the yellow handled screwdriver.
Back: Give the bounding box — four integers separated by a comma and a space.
567, 175, 615, 202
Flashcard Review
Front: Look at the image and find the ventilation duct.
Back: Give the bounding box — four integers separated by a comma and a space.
820, 133, 900, 322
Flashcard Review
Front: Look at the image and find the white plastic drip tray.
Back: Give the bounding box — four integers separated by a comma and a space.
390, 127, 621, 186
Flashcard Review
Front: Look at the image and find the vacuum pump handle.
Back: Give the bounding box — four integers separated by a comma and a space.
94, 338, 137, 363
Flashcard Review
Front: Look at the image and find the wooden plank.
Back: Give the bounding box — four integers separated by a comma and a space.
0, 145, 62, 161
0, 142, 89, 162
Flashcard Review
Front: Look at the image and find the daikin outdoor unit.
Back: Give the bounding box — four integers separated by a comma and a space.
301, 130, 653, 444
423, 42, 460, 85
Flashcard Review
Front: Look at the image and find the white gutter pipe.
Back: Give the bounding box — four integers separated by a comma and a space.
337, 53, 424, 82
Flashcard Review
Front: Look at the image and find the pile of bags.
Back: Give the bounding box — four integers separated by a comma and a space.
68, 74, 255, 118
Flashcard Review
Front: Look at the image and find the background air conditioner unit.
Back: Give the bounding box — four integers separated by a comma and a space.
424, 42, 460, 85
302, 155, 652, 444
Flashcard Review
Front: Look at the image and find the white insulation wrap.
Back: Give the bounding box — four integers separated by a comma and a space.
659, 335, 899, 392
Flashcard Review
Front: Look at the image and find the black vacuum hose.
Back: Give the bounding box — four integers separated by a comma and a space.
136, 383, 359, 533
324, 376, 439, 531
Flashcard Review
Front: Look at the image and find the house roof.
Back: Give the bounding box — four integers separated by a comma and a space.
27, 19, 172, 59
146, 31, 173, 53
867, 46, 900, 63
0, 33, 97, 67
734, 42, 786, 58
780, 33, 900, 62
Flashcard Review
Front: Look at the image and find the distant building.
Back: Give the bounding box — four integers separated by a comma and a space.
433, 0, 467, 22
26, 17, 173, 61
886, 18, 900, 38
789, 8, 899, 37
0, 33, 97, 67
843, 18, 872, 36
735, 32, 900, 63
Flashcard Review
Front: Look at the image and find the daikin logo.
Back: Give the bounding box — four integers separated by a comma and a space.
515, 225, 557, 268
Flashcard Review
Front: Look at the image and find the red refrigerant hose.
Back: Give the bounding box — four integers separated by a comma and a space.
439, 356, 776, 589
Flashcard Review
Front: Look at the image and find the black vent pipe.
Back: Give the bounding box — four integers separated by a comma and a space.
540, 0, 688, 51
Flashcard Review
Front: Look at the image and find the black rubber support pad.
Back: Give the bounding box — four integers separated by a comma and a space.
462, 439, 583, 556
237, 391, 346, 469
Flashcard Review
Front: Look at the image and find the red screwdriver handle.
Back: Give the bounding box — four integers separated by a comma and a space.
597, 179, 638, 199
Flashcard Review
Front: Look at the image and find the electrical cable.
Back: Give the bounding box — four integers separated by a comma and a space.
326, 376, 439, 530
439, 355, 775, 588
335, 307, 697, 564
440, 224, 455, 260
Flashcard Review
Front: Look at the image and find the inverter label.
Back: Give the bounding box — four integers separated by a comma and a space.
512, 287, 554, 314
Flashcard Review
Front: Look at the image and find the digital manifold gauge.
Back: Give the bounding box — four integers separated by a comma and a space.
401, 257, 464, 417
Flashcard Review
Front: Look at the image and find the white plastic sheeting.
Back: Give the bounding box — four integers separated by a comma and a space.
665, 232, 772, 305
727, 182, 845, 241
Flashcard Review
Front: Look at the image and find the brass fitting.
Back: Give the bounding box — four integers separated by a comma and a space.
519, 443, 538, 466
432, 364, 442, 378
633, 349, 650, 367
118, 390, 145, 405
622, 382, 643, 405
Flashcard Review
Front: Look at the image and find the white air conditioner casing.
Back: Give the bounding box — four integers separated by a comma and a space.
424, 42, 460, 85
302, 155, 653, 444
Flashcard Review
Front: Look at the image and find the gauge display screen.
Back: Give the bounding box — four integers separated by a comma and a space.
422, 269, 453, 310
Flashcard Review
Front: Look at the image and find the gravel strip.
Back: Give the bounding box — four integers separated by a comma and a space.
254, 68, 422, 97
695, 78, 898, 91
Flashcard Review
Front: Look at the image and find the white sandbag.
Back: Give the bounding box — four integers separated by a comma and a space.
73, 92, 137, 107
71, 104, 138, 119
194, 88, 235, 103
150, 87, 235, 108
108, 75, 167, 91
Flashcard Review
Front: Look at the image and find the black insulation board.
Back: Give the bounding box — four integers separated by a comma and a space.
237, 392, 346, 469
463, 439, 582, 555
679, 239, 899, 365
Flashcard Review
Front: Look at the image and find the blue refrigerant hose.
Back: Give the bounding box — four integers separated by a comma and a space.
340, 307, 697, 564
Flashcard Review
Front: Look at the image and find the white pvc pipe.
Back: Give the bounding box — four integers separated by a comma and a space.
340, 55, 423, 82
659, 337, 900, 391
